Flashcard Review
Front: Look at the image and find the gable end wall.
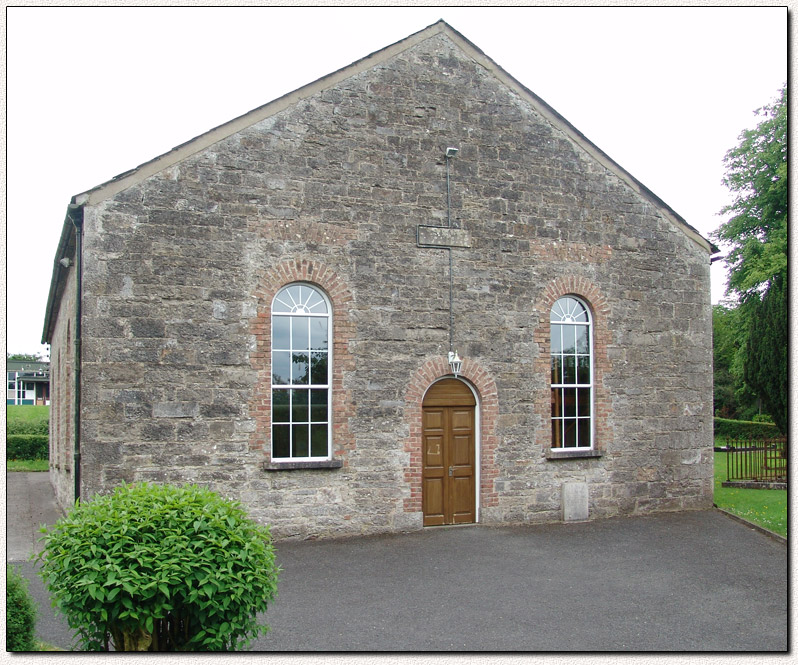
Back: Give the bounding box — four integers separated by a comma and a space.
67, 32, 712, 540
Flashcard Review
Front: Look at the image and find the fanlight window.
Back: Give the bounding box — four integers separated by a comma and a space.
550, 296, 593, 449
272, 284, 329, 315
271, 284, 331, 460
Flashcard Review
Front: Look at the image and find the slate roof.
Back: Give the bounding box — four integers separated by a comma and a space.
7, 360, 50, 379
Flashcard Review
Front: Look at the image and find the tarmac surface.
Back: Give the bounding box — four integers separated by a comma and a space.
7, 472, 788, 652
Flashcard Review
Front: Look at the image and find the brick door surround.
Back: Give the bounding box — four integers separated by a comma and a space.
403, 356, 500, 517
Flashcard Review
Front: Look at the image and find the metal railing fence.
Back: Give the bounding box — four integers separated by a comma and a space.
725, 438, 787, 483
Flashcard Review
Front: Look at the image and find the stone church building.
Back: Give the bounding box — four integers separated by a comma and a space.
43, 21, 716, 540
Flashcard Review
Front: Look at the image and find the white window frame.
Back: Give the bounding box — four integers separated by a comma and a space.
550, 296, 594, 450
270, 283, 332, 462
7, 372, 17, 403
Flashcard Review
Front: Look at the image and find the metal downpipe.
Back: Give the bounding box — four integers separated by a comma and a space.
69, 204, 83, 503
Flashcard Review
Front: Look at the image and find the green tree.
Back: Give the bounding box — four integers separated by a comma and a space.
7, 353, 44, 362
711, 85, 787, 430
712, 304, 758, 419
712, 84, 787, 299
744, 274, 787, 434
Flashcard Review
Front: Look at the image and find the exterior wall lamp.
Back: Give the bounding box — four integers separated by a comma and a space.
448, 350, 463, 377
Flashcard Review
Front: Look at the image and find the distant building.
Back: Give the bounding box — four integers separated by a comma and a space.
7, 360, 50, 405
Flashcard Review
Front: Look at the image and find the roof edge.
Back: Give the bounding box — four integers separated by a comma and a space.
74, 18, 715, 255
42, 202, 81, 345
80, 20, 449, 208
434, 22, 717, 255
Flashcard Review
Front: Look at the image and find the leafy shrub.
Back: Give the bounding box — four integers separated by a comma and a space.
7, 565, 37, 651
36, 482, 279, 651
8, 419, 50, 435
6, 406, 49, 435
752, 413, 774, 424
7, 434, 49, 460
714, 417, 778, 442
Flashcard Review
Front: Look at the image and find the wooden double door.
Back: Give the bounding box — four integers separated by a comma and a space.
422, 379, 476, 526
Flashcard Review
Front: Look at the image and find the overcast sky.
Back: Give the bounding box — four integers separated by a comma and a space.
5, 6, 788, 358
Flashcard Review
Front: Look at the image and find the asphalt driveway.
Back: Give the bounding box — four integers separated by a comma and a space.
8, 472, 788, 651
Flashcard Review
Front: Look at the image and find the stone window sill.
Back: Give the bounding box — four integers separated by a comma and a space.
545, 449, 603, 460
263, 459, 343, 471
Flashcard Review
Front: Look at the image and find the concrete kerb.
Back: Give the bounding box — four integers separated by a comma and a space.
713, 505, 787, 544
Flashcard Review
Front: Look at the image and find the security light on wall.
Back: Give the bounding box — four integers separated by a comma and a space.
445, 147, 459, 158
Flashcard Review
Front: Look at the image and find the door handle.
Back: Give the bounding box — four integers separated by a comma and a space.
448, 466, 453, 477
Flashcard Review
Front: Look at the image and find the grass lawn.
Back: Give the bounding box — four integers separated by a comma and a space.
7, 459, 50, 472
714, 450, 787, 538
7, 404, 50, 424
7, 405, 50, 471
35, 642, 66, 651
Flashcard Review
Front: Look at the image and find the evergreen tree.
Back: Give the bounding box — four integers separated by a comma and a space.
744, 274, 787, 434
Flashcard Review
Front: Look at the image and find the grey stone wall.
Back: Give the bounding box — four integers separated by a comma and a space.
72, 32, 713, 539
49, 264, 77, 510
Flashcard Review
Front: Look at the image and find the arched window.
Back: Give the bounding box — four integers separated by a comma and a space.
550, 296, 593, 449
271, 283, 331, 460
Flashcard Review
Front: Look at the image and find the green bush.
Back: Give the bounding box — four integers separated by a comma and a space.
36, 482, 279, 651
7, 434, 49, 460
7, 419, 49, 435
714, 417, 779, 442
7, 405, 49, 435
752, 413, 774, 424
7, 565, 37, 651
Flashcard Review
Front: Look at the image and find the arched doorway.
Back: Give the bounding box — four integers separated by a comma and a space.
422, 378, 477, 526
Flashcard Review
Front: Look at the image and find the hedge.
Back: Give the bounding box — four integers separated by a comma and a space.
7, 420, 49, 436
7, 435, 49, 460
714, 417, 779, 441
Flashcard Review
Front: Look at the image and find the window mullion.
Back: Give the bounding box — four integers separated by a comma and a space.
550, 297, 593, 451
271, 284, 332, 462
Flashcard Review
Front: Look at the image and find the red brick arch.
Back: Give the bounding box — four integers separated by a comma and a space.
532, 276, 612, 454
248, 259, 356, 462
403, 355, 501, 516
